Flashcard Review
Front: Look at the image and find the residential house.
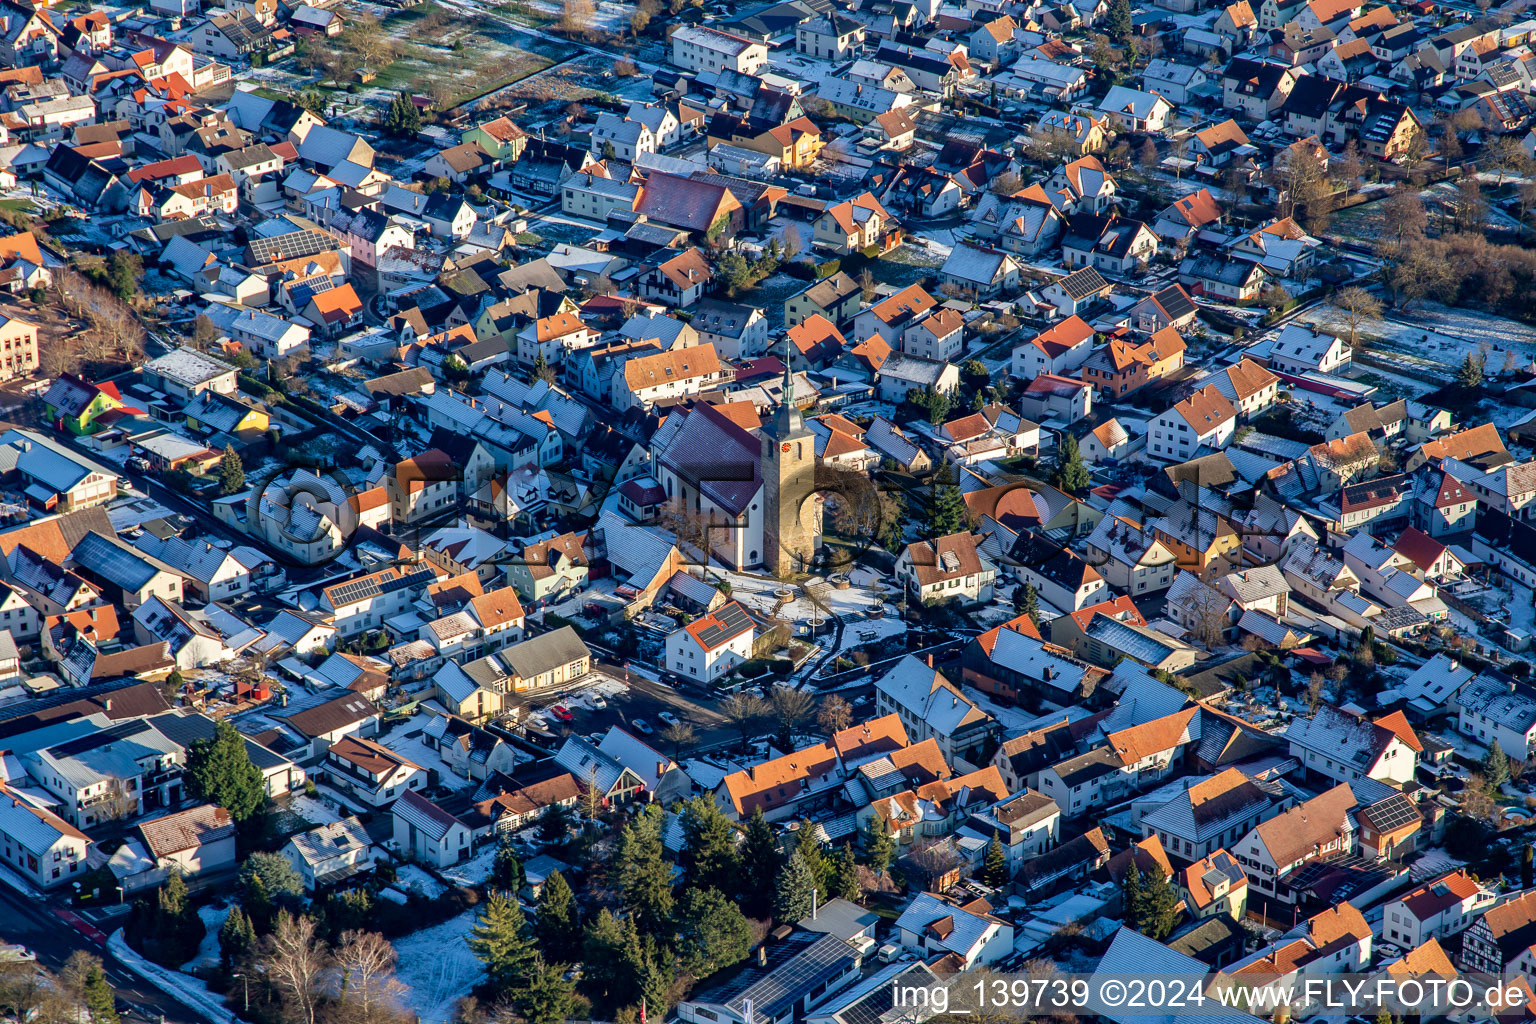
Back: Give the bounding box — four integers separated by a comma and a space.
281, 816, 375, 889
392, 790, 473, 867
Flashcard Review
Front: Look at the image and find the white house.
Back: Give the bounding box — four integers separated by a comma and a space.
1263, 323, 1352, 376
323, 736, 428, 808
873, 655, 994, 764
0, 790, 89, 890
614, 343, 727, 411
281, 816, 376, 889
1147, 385, 1237, 462
664, 600, 756, 684
1095, 85, 1175, 132
671, 25, 768, 74
1381, 870, 1494, 949
895, 532, 998, 605
1456, 674, 1536, 762
392, 790, 473, 868
894, 891, 1014, 968
1011, 315, 1095, 379
1284, 705, 1420, 789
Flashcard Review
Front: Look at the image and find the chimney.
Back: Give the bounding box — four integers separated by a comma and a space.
103, 697, 112, 711
757, 946, 768, 967
657, 759, 667, 778
925, 653, 933, 667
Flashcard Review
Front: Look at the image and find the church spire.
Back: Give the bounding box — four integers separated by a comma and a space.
768, 333, 805, 439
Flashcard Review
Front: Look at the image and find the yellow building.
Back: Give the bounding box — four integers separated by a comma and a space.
183, 390, 270, 441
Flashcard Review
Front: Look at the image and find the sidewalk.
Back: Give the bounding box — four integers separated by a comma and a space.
107, 929, 238, 1024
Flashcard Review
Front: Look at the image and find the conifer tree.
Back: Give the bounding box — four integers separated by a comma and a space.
740, 807, 781, 917
186, 720, 265, 822
982, 834, 1009, 888
1121, 860, 1145, 930
535, 869, 581, 963
1485, 741, 1512, 789
83, 963, 118, 1024
1051, 434, 1090, 493
219, 445, 244, 495
923, 465, 969, 537
467, 892, 539, 995
1140, 867, 1180, 941
617, 805, 675, 935
795, 819, 829, 900
829, 843, 861, 903
861, 814, 895, 880
774, 851, 817, 923
219, 905, 256, 972
680, 794, 740, 894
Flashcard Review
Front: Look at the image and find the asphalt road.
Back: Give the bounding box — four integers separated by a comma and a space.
0, 885, 211, 1024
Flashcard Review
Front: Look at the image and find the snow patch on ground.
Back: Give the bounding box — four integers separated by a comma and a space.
110, 929, 238, 1024
395, 908, 485, 1023
285, 792, 345, 827
379, 729, 479, 791
1409, 847, 1469, 882
442, 846, 499, 888
182, 904, 231, 971
394, 864, 451, 899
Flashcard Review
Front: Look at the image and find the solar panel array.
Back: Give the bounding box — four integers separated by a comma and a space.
249, 229, 334, 265
732, 935, 860, 1020
695, 601, 753, 649
327, 565, 436, 608
1364, 793, 1418, 833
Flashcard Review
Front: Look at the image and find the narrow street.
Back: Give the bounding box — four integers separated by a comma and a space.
0, 885, 212, 1024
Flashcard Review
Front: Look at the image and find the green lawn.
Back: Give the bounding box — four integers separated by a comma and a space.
0, 199, 36, 213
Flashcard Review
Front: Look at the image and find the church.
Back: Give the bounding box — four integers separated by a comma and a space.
649, 356, 822, 574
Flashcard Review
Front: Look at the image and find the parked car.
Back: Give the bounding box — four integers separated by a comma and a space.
551, 705, 574, 722
588, 694, 607, 709
631, 718, 654, 735
657, 711, 679, 726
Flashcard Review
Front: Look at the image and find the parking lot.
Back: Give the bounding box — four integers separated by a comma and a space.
520, 670, 735, 756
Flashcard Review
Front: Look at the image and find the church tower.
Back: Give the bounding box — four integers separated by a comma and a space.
761, 346, 816, 577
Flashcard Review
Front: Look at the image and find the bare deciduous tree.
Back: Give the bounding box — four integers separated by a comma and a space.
263, 913, 328, 1024
331, 930, 408, 1024
1326, 286, 1384, 349
769, 684, 813, 740
781, 225, 802, 261
816, 695, 852, 735
558, 0, 596, 36
719, 692, 767, 748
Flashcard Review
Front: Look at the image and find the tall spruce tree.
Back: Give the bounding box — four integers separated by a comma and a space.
774, 851, 817, 923
829, 844, 861, 903
1051, 434, 1090, 493
861, 814, 895, 879
982, 834, 1008, 888
1140, 868, 1180, 941
617, 805, 675, 935
218, 906, 255, 971
1121, 860, 1145, 930
219, 445, 244, 495
680, 794, 740, 893
1014, 582, 1039, 619
740, 807, 781, 917
519, 961, 578, 1024
83, 964, 118, 1024
676, 887, 754, 977
535, 870, 581, 963
467, 892, 539, 995
186, 720, 266, 822
924, 466, 970, 537
795, 819, 829, 900
1485, 741, 1512, 789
